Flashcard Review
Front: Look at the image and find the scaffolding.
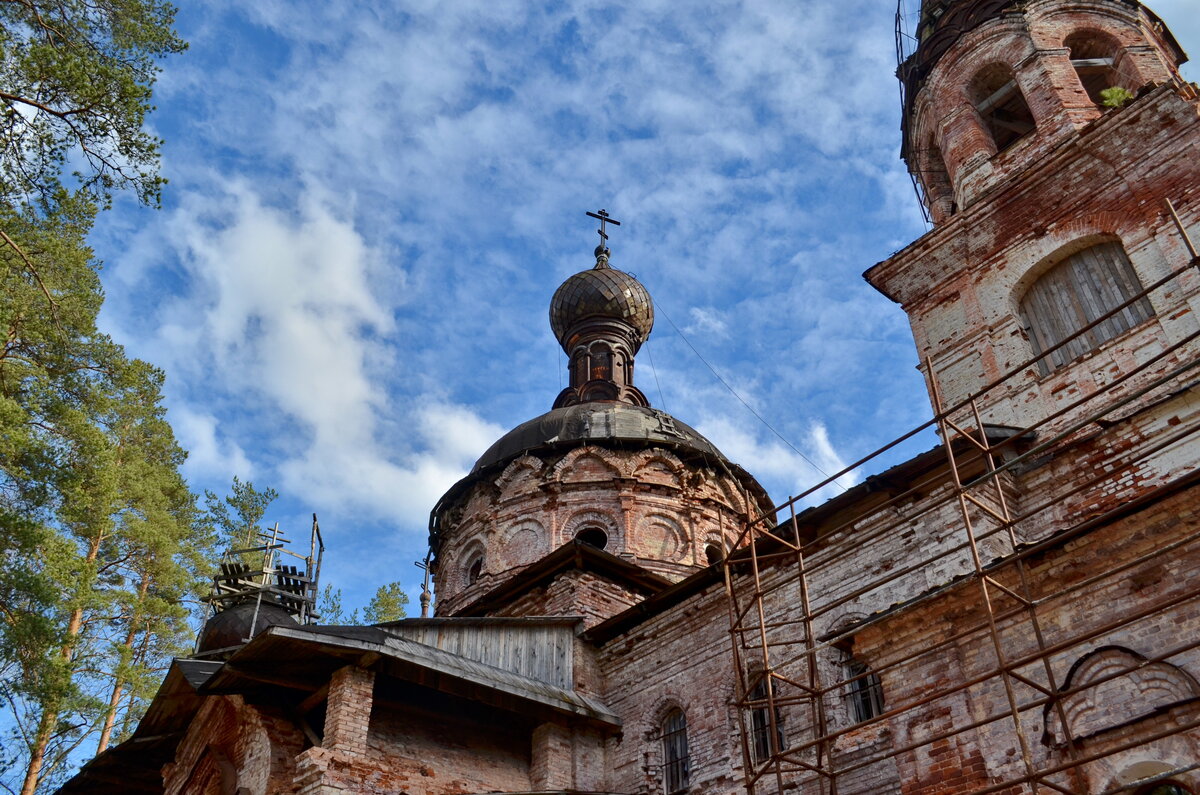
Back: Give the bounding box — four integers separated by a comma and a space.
724, 206, 1200, 794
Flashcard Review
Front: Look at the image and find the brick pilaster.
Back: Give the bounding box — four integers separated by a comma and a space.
323, 666, 374, 757
531, 722, 573, 791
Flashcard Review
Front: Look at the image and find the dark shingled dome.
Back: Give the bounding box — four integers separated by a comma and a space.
549, 265, 654, 351
196, 601, 297, 654
472, 402, 723, 474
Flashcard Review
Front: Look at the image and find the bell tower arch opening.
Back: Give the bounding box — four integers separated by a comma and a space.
968, 62, 1036, 154
1065, 28, 1123, 106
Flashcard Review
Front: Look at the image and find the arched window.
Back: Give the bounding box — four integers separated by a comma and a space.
466, 554, 483, 586
1136, 784, 1195, 795
921, 135, 955, 220
970, 64, 1036, 152
1019, 241, 1154, 375
843, 654, 884, 724
749, 677, 784, 763
575, 527, 608, 550
661, 708, 690, 794
589, 345, 613, 381
705, 544, 724, 566
1066, 31, 1121, 106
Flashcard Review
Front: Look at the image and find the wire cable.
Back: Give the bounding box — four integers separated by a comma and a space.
645, 340, 668, 411
653, 298, 848, 493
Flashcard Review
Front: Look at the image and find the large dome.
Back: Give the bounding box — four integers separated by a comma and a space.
549, 262, 654, 351
472, 402, 725, 474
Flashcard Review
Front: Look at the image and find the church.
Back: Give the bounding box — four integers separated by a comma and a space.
64, 0, 1200, 792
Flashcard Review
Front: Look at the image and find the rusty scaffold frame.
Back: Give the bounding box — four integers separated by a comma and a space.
724, 200, 1200, 795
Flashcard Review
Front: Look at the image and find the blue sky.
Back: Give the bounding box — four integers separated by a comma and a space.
92, 1, 1200, 614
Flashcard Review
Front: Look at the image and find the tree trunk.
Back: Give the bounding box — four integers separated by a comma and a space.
96, 573, 150, 754
20, 530, 105, 795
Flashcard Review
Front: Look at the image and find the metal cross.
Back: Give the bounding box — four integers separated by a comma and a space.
586, 209, 621, 248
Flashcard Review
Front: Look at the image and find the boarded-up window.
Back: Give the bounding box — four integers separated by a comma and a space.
1019, 242, 1154, 375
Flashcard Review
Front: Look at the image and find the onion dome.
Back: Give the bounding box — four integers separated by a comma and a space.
196, 601, 297, 655
549, 247, 654, 354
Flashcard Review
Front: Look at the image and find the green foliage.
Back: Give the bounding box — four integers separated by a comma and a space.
0, 1, 189, 791
0, 0, 187, 209
1100, 85, 1135, 108
363, 582, 409, 624
317, 584, 358, 625
200, 477, 280, 552
318, 581, 409, 625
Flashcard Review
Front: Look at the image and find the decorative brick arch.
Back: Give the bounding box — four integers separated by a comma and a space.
454, 539, 488, 590
499, 518, 547, 568
1106, 758, 1200, 794
561, 509, 622, 551
639, 512, 688, 562
644, 692, 690, 742
631, 449, 685, 490
553, 445, 625, 482
1009, 231, 1128, 305
462, 483, 498, 520
1045, 646, 1200, 745
493, 455, 545, 498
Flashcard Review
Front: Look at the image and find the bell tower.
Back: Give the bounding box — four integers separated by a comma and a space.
868, 0, 1200, 434
899, 0, 1189, 225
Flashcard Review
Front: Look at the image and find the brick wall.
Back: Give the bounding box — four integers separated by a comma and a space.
163, 694, 304, 794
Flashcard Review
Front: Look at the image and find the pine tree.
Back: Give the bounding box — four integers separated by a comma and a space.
0, 1, 190, 792
363, 582, 409, 624
200, 477, 280, 552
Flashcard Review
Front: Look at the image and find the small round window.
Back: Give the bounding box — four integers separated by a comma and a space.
575, 527, 608, 550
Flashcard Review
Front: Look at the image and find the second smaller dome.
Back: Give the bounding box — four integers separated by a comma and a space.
549, 261, 654, 351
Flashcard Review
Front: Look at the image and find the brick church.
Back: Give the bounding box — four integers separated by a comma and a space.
65, 0, 1200, 792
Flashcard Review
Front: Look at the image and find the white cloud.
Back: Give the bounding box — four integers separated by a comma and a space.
697, 416, 858, 506
686, 306, 730, 338
170, 405, 254, 482
117, 179, 505, 528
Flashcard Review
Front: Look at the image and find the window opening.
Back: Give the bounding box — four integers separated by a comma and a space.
1136, 784, 1194, 795
922, 136, 955, 218
575, 527, 608, 550
705, 544, 724, 566
661, 708, 690, 794
466, 555, 483, 585
972, 65, 1036, 152
1066, 32, 1120, 106
749, 677, 784, 763
590, 348, 612, 381
1019, 241, 1154, 376
844, 655, 884, 724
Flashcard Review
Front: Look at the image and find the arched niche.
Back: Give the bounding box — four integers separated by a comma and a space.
1045, 646, 1200, 746
501, 519, 547, 567
631, 449, 685, 490
553, 446, 624, 483
494, 455, 545, 499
